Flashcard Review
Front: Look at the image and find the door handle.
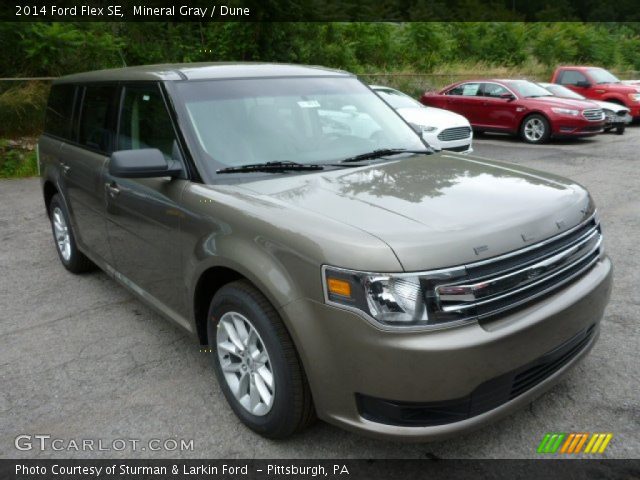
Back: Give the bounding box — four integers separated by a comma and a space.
105, 182, 120, 198
60, 163, 71, 175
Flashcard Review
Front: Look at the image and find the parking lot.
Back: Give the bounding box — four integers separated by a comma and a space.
1, 127, 638, 459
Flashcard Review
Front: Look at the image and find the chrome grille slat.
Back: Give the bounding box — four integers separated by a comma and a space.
437, 126, 471, 141
431, 215, 603, 321
583, 109, 605, 122
437, 235, 601, 313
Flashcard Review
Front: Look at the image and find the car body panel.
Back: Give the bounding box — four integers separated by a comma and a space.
38, 63, 613, 441
235, 152, 593, 272
370, 85, 473, 153
537, 82, 633, 129
421, 79, 606, 138
551, 66, 640, 118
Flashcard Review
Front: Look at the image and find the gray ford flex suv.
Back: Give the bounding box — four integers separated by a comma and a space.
39, 63, 612, 440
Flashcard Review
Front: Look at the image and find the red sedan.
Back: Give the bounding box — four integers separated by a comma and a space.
420, 79, 606, 144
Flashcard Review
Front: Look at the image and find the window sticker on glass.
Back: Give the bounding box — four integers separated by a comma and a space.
297, 100, 320, 108
462, 84, 480, 96
142, 94, 150, 101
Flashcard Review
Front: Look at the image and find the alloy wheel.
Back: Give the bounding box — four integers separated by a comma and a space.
216, 311, 275, 416
52, 206, 71, 261
524, 118, 545, 142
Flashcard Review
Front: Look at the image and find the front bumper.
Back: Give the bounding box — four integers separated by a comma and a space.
551, 119, 604, 137
605, 112, 633, 127
423, 130, 473, 154
281, 256, 612, 441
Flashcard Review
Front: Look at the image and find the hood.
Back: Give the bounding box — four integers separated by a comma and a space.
594, 83, 640, 93
526, 96, 601, 110
235, 153, 592, 271
396, 106, 470, 128
594, 100, 630, 113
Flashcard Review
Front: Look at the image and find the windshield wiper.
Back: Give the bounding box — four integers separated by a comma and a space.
340, 148, 431, 163
217, 161, 324, 174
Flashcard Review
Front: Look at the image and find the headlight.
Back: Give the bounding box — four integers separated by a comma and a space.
323, 266, 472, 330
551, 107, 580, 116
628, 93, 640, 102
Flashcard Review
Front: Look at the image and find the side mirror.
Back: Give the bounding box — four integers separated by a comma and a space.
575, 80, 591, 88
500, 92, 515, 100
109, 148, 182, 178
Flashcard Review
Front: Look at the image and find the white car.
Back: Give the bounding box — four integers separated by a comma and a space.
370, 85, 473, 153
538, 82, 632, 135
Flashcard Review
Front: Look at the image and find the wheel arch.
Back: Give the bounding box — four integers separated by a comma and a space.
43, 180, 58, 215
602, 97, 626, 106
519, 110, 551, 132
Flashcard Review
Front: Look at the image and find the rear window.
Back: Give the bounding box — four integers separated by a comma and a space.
79, 85, 117, 153
44, 84, 76, 140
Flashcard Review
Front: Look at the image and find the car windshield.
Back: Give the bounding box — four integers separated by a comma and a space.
588, 68, 620, 84
173, 77, 425, 176
374, 88, 422, 109
506, 81, 554, 98
542, 84, 585, 100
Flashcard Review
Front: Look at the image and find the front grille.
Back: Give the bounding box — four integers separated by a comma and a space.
443, 144, 470, 152
437, 126, 471, 141
582, 109, 605, 121
433, 214, 602, 322
356, 324, 596, 427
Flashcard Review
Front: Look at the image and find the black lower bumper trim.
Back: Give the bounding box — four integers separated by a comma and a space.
356, 324, 597, 427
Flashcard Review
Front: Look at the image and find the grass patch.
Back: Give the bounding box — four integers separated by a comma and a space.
0, 138, 39, 178
0, 82, 49, 138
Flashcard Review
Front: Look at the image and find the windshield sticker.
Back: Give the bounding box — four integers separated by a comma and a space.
297, 100, 321, 108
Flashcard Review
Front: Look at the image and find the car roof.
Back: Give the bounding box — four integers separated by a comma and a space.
54, 62, 353, 84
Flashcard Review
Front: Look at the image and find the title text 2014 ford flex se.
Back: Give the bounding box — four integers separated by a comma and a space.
39, 64, 612, 440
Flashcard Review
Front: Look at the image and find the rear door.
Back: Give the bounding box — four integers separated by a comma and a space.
59, 84, 117, 265
442, 82, 483, 124
105, 82, 189, 318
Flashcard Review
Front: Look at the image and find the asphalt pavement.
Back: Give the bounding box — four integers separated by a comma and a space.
1, 127, 638, 459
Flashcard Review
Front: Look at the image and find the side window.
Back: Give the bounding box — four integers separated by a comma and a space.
482, 83, 509, 98
44, 84, 76, 139
117, 84, 177, 159
79, 85, 116, 152
558, 70, 587, 86
446, 83, 481, 96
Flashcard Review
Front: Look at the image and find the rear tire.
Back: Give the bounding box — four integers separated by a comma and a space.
49, 194, 95, 273
207, 281, 315, 438
520, 114, 551, 144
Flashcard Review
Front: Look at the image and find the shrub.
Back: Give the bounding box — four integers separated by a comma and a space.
0, 82, 49, 137
0, 139, 38, 178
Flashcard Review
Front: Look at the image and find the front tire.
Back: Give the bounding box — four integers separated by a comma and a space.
207, 281, 315, 438
48, 194, 95, 273
616, 125, 626, 135
520, 114, 551, 144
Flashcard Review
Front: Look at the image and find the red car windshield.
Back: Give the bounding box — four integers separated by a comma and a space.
505, 81, 554, 98
588, 68, 621, 84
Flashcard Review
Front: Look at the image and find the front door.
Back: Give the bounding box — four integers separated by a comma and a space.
105, 82, 189, 319
477, 82, 520, 131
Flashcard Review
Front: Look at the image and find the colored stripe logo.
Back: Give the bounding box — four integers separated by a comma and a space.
537, 433, 613, 454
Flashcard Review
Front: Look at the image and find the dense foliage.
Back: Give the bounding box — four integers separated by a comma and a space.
0, 21, 639, 139
1, 22, 639, 78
